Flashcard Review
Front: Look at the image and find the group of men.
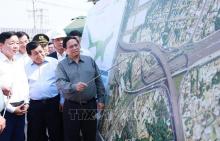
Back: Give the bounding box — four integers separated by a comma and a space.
0, 29, 105, 141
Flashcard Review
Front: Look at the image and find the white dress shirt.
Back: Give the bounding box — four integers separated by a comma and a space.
0, 52, 29, 113
57, 52, 66, 62
15, 52, 30, 66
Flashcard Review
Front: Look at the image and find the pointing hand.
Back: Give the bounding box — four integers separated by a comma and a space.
76, 82, 87, 92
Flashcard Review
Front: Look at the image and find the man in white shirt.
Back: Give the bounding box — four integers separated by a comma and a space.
0, 85, 13, 134
0, 31, 29, 141
15, 31, 30, 66
48, 29, 67, 61
47, 29, 66, 141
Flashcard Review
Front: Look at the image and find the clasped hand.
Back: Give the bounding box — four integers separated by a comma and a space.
14, 104, 29, 116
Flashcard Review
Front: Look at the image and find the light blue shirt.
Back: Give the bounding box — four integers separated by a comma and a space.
25, 57, 59, 100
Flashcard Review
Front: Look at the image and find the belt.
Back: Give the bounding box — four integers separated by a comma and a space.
30, 95, 59, 104
66, 98, 96, 105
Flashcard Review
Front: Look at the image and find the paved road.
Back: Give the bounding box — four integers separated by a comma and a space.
114, 30, 220, 141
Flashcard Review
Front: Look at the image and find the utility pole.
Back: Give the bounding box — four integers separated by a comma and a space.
36, 8, 48, 29
32, 0, 37, 31
28, 1, 49, 29
40, 9, 43, 29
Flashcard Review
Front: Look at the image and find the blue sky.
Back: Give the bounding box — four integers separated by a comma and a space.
0, 0, 93, 29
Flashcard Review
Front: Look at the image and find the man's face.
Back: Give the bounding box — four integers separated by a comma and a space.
0, 35, 19, 59
42, 45, 49, 56
53, 38, 64, 51
18, 35, 29, 54
48, 43, 55, 54
39, 43, 49, 56
29, 45, 45, 65
66, 39, 80, 59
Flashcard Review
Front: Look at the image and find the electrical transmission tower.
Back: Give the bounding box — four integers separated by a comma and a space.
27, 0, 48, 30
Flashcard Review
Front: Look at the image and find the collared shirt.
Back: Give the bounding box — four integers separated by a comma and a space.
0, 52, 29, 113
57, 52, 66, 62
15, 52, 30, 66
56, 55, 105, 103
25, 57, 59, 100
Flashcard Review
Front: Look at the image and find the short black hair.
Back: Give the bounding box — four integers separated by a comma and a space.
63, 36, 79, 48
0, 31, 17, 44
26, 41, 40, 55
69, 30, 82, 37
16, 31, 29, 39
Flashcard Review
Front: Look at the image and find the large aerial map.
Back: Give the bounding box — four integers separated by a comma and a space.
96, 0, 220, 141
94, 0, 220, 141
